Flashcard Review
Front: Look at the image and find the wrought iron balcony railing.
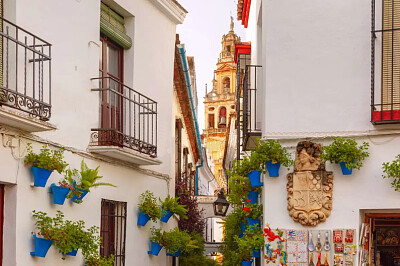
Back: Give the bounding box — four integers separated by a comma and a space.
90, 76, 157, 157
242, 65, 262, 149
0, 17, 52, 120
203, 128, 227, 134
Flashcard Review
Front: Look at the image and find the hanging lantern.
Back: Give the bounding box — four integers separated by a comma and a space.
213, 188, 230, 217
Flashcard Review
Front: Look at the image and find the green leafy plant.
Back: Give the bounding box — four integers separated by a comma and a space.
84, 254, 115, 266
220, 208, 246, 265
161, 228, 196, 254
180, 232, 219, 266
150, 227, 163, 243
254, 139, 294, 169
32, 210, 65, 241
234, 226, 264, 262
75, 160, 116, 192
383, 154, 400, 191
32, 210, 103, 260
321, 137, 370, 170
138, 190, 162, 222
232, 155, 262, 176
25, 144, 68, 173
243, 201, 263, 219
160, 195, 188, 219
227, 174, 260, 206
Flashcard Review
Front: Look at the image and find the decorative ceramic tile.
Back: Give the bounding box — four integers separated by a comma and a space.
286, 230, 308, 265
264, 226, 287, 266
333, 253, 344, 266
334, 243, 344, 253
333, 230, 343, 243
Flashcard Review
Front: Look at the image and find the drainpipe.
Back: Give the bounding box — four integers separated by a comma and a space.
178, 44, 203, 195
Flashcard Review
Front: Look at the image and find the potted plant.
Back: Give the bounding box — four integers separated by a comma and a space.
234, 235, 253, 266
322, 137, 370, 175
84, 254, 115, 266
50, 168, 77, 205
159, 195, 188, 223
238, 226, 264, 258
162, 228, 194, 257
254, 139, 294, 177
24, 144, 68, 187
382, 154, 400, 192
71, 160, 116, 203
233, 155, 263, 187
31, 210, 66, 257
137, 190, 162, 226
148, 227, 164, 256
243, 201, 263, 228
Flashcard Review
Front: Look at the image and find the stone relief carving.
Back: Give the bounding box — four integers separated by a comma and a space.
287, 141, 333, 226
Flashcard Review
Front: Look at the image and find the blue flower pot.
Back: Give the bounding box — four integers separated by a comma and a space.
242, 260, 253, 266
339, 162, 353, 175
65, 248, 78, 256
148, 241, 163, 256
50, 183, 70, 205
137, 212, 151, 226
247, 191, 259, 204
161, 208, 173, 223
30, 235, 53, 257
252, 248, 261, 258
71, 189, 88, 203
166, 249, 181, 257
246, 218, 260, 228
247, 170, 263, 187
31, 167, 52, 187
265, 161, 281, 177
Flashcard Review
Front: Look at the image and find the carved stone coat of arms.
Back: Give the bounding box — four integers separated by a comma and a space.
287, 141, 333, 226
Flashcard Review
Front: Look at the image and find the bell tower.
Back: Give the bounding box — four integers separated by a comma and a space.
203, 17, 240, 189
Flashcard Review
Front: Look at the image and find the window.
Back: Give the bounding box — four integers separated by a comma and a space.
175, 119, 183, 181
218, 107, 227, 128
208, 114, 215, 129
223, 77, 230, 90
372, 0, 400, 123
100, 199, 127, 266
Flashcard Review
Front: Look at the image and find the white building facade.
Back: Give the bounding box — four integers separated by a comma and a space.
0, 0, 186, 265
239, 0, 400, 265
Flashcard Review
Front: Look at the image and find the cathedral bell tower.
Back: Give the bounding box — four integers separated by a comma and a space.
203, 17, 240, 189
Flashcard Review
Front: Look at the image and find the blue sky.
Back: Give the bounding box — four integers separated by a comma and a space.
177, 0, 246, 130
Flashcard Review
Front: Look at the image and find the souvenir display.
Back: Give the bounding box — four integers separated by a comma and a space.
333, 229, 356, 266
286, 230, 308, 266
324, 231, 331, 251
309, 231, 315, 252
309, 230, 333, 266
264, 226, 287, 266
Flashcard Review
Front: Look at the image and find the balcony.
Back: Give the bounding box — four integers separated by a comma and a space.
203, 128, 227, 135
0, 17, 55, 132
88, 76, 160, 165
241, 65, 262, 150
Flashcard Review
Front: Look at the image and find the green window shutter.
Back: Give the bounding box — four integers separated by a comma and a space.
100, 3, 132, 49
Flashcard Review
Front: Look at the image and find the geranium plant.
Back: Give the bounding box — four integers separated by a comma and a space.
25, 144, 68, 173
84, 254, 115, 266
382, 154, 400, 191
243, 201, 263, 219
138, 190, 162, 222
150, 227, 164, 244
254, 139, 294, 169
32, 210, 65, 242
162, 228, 196, 254
227, 174, 260, 206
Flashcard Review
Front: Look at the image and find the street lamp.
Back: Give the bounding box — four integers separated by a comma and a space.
213, 188, 230, 217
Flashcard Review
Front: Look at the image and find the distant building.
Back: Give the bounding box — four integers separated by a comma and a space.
203, 18, 240, 189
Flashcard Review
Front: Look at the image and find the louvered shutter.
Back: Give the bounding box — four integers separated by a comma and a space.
100, 3, 132, 49
382, 0, 400, 110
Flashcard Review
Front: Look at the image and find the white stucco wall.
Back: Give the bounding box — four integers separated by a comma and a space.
243, 1, 400, 265
0, 0, 185, 265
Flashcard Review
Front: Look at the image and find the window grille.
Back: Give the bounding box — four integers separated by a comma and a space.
372, 0, 400, 123
100, 199, 127, 266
